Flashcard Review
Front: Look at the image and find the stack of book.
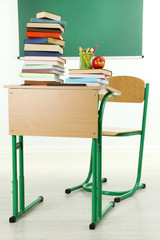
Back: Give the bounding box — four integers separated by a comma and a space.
20, 11, 66, 85
66, 69, 112, 86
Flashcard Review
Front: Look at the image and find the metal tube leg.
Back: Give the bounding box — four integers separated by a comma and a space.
97, 132, 102, 219
89, 138, 98, 229
116, 131, 146, 202
65, 140, 93, 194
12, 136, 18, 218
19, 136, 25, 212
115, 85, 149, 203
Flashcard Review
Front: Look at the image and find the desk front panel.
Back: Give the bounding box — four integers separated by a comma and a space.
8, 89, 98, 138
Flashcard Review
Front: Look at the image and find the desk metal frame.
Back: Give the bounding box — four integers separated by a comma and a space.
6, 85, 148, 229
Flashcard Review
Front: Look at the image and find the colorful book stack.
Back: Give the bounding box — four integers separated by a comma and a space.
66, 69, 112, 86
20, 11, 67, 85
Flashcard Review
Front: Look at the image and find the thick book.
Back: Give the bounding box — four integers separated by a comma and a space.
20, 73, 60, 78
27, 23, 64, 33
27, 27, 61, 33
26, 31, 63, 40
69, 69, 112, 76
23, 61, 64, 67
65, 82, 106, 86
21, 77, 63, 81
23, 56, 66, 64
24, 37, 65, 47
22, 69, 64, 75
24, 51, 61, 57
36, 11, 61, 21
24, 80, 63, 85
66, 78, 109, 84
22, 64, 64, 71
69, 74, 106, 79
30, 18, 67, 27
24, 44, 63, 55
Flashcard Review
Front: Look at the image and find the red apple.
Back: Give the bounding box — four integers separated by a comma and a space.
92, 56, 105, 69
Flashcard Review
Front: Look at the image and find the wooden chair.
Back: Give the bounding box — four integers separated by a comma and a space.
98, 76, 149, 202
65, 76, 149, 228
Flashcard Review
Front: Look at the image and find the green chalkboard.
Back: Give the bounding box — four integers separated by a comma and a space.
18, 0, 143, 57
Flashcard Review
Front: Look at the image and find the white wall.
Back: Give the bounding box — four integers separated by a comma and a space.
0, 0, 159, 151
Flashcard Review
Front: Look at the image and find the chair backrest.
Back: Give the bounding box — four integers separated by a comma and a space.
99, 76, 145, 103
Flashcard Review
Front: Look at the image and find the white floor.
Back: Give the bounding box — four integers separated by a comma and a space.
0, 148, 159, 240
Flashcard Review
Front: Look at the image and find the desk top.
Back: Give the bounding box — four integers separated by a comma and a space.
4, 85, 121, 95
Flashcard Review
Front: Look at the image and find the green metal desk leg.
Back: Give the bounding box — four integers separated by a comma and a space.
89, 138, 98, 229
9, 136, 18, 223
19, 136, 25, 212
9, 135, 43, 223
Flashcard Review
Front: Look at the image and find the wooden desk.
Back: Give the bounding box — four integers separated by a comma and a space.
5, 85, 121, 229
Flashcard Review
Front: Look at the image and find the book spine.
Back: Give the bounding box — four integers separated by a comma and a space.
30, 18, 67, 27
24, 51, 60, 57
26, 31, 63, 40
24, 37, 47, 44
66, 78, 99, 83
24, 80, 62, 85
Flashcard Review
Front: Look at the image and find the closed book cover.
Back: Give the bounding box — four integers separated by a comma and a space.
24, 44, 63, 54
23, 56, 66, 64
22, 64, 64, 71
66, 78, 109, 84
23, 61, 64, 67
30, 18, 67, 27
20, 73, 59, 78
24, 37, 65, 47
27, 27, 61, 33
24, 80, 63, 85
69, 69, 112, 76
26, 31, 63, 40
65, 82, 106, 86
27, 23, 64, 33
36, 11, 61, 21
69, 74, 106, 79
22, 69, 64, 74
24, 51, 60, 57
21, 77, 63, 81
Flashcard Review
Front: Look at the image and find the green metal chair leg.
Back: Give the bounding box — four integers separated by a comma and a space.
65, 141, 94, 194
115, 132, 146, 202
114, 84, 149, 203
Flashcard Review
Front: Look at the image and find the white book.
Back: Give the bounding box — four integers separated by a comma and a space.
24, 44, 64, 55
69, 74, 106, 79
20, 77, 63, 82
22, 56, 66, 64
22, 65, 64, 72
23, 61, 64, 67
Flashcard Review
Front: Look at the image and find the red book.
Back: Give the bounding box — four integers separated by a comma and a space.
26, 31, 63, 40
22, 69, 64, 73
24, 80, 62, 85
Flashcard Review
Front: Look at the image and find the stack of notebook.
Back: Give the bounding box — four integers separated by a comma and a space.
20, 11, 66, 85
66, 69, 112, 86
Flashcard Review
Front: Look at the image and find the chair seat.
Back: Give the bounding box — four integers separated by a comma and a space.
102, 127, 141, 136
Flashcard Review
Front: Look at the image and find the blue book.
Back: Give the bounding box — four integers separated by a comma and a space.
66, 78, 101, 83
24, 51, 60, 57
25, 38, 49, 44
66, 78, 109, 84
24, 37, 65, 47
30, 18, 67, 27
